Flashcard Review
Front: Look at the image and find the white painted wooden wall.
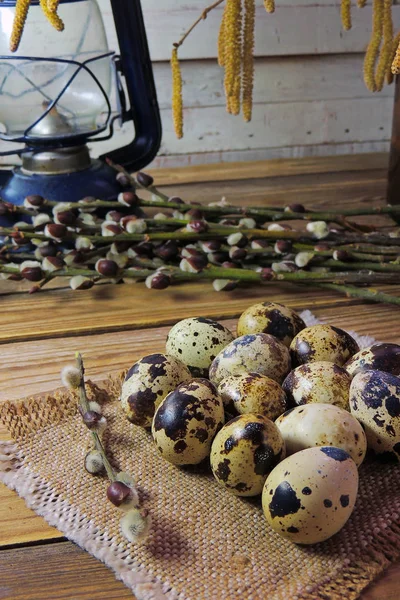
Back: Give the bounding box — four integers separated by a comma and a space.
2, 1, 399, 167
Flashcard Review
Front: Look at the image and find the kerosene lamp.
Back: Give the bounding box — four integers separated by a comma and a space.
0, 0, 161, 205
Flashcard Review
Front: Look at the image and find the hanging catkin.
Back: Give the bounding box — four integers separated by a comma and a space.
375, 0, 393, 91
218, 4, 227, 67
224, 0, 242, 112
171, 48, 183, 139
242, 0, 255, 122
10, 0, 30, 52
357, 0, 367, 8
264, 0, 275, 13
40, 0, 64, 31
47, 0, 60, 12
388, 31, 400, 83
341, 0, 351, 31
364, 0, 384, 91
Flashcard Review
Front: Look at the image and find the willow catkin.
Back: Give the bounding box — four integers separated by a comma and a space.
40, 0, 64, 31
171, 47, 183, 139
357, 0, 367, 7
224, 0, 242, 112
341, 0, 351, 31
387, 31, 400, 83
375, 0, 393, 91
364, 0, 384, 91
218, 5, 227, 67
10, 0, 30, 53
242, 0, 255, 122
47, 0, 60, 12
264, 0, 275, 13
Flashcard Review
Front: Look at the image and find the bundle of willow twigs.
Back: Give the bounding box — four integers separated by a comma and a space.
0, 162, 399, 307
171, 0, 400, 137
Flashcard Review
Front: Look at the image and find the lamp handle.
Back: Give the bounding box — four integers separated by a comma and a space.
100, 0, 162, 172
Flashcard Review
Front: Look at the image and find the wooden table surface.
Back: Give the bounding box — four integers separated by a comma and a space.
0, 153, 399, 600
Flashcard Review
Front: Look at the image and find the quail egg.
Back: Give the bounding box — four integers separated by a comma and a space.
210, 414, 285, 496
217, 372, 287, 420
152, 378, 224, 465
120, 353, 192, 428
209, 333, 291, 386
290, 325, 359, 367
345, 343, 400, 378
275, 404, 367, 466
237, 302, 305, 347
166, 317, 234, 376
262, 446, 359, 544
350, 369, 400, 460
282, 361, 351, 410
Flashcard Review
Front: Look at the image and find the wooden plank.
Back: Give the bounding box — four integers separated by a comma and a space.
98, 0, 400, 61
148, 154, 389, 186
152, 55, 394, 111
0, 540, 399, 600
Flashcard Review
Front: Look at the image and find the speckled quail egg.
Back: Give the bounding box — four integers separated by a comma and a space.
166, 317, 234, 377
345, 343, 400, 378
275, 404, 367, 466
120, 354, 192, 428
290, 324, 359, 367
210, 414, 285, 496
262, 446, 359, 544
209, 333, 291, 386
350, 369, 400, 461
282, 361, 351, 410
152, 378, 224, 466
237, 302, 305, 347
217, 372, 287, 420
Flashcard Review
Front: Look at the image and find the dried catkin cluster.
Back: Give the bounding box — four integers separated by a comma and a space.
171, 0, 400, 138
10, 0, 64, 52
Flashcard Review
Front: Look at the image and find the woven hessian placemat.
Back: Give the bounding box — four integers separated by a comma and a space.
1, 313, 400, 600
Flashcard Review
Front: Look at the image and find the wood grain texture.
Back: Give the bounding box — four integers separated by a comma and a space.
0, 154, 400, 600
0, 540, 399, 600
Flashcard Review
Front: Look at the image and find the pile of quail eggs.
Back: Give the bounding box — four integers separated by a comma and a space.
120, 301, 400, 546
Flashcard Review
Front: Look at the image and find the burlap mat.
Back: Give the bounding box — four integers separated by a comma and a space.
1, 314, 400, 600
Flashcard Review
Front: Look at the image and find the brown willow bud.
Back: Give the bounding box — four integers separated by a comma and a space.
0, 201, 11, 216
285, 203, 306, 213
219, 218, 237, 226
106, 210, 124, 223
42, 256, 65, 272
181, 246, 203, 259
272, 261, 297, 273
221, 261, 237, 269
111, 241, 131, 254
35, 241, 58, 258
261, 267, 274, 281
82, 410, 106, 433
24, 195, 45, 208
186, 208, 204, 220
136, 171, 154, 188
134, 242, 153, 257
251, 239, 270, 249
54, 210, 77, 226
44, 223, 68, 240
274, 240, 293, 254
118, 191, 139, 207
212, 279, 238, 292
116, 172, 132, 188
95, 259, 119, 278
64, 250, 85, 265
199, 240, 221, 253
179, 255, 208, 273
11, 231, 28, 246
107, 481, 131, 507
227, 232, 248, 247
32, 213, 51, 229
168, 196, 185, 204
145, 271, 171, 290
101, 221, 123, 237
229, 246, 247, 261
19, 261, 43, 282
314, 243, 330, 252
209, 252, 228, 265
154, 240, 179, 260
186, 220, 208, 234
333, 249, 350, 262
69, 275, 94, 290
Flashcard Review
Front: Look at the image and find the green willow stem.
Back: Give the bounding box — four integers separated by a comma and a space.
314, 283, 400, 307
75, 352, 116, 482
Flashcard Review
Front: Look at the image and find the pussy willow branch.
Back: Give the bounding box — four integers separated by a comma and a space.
75, 352, 116, 482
